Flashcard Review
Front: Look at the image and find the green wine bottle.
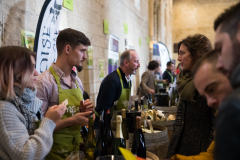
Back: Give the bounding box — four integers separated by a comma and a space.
121, 109, 129, 150
111, 115, 126, 155
84, 115, 96, 160
131, 116, 146, 159
134, 98, 139, 112
171, 87, 176, 106
104, 110, 114, 155
111, 101, 118, 136
94, 111, 108, 159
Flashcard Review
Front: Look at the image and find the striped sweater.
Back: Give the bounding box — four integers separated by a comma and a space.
0, 87, 56, 160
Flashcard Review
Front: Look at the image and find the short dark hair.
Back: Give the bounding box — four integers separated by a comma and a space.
56, 28, 91, 55
148, 61, 159, 70
120, 49, 135, 66
214, 2, 240, 39
178, 34, 212, 64
167, 61, 173, 66
192, 50, 218, 79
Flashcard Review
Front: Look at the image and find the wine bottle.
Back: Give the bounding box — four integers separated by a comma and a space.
147, 94, 154, 109
81, 91, 89, 143
121, 109, 129, 150
131, 116, 146, 159
145, 94, 150, 110
111, 101, 118, 136
111, 115, 126, 155
80, 126, 88, 143
79, 143, 85, 160
104, 110, 114, 155
147, 120, 154, 133
135, 98, 139, 112
94, 112, 108, 159
84, 115, 96, 160
171, 87, 176, 106
140, 96, 145, 110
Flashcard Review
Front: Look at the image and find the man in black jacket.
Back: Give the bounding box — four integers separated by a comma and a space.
213, 2, 240, 160
163, 61, 174, 84
94, 49, 140, 130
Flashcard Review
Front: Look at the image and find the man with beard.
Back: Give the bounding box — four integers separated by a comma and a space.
168, 50, 232, 160
36, 28, 94, 160
94, 49, 140, 130
213, 2, 240, 160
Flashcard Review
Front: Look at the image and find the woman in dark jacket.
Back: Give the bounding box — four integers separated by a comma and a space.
166, 34, 215, 158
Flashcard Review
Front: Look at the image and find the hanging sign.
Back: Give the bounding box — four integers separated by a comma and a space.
63, 0, 73, 11
21, 30, 35, 51
124, 22, 128, 34
34, 0, 63, 73
87, 46, 93, 69
103, 19, 109, 34
158, 42, 171, 72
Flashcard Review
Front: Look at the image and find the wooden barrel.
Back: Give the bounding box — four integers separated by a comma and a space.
154, 106, 178, 115
147, 151, 159, 160
151, 120, 175, 141
129, 124, 169, 160
154, 106, 177, 141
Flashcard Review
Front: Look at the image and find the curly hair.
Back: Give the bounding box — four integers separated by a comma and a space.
56, 28, 91, 55
178, 34, 212, 64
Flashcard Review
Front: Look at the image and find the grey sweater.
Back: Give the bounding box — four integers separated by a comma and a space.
0, 88, 56, 160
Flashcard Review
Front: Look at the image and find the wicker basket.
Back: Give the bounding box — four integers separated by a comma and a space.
129, 124, 169, 160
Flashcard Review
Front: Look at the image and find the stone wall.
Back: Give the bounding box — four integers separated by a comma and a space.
3, 0, 237, 106
1, 0, 150, 106
149, 0, 173, 61
172, 0, 239, 61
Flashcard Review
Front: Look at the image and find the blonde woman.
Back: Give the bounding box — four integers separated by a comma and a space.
0, 46, 66, 160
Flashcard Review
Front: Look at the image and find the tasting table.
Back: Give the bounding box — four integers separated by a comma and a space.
65, 151, 159, 160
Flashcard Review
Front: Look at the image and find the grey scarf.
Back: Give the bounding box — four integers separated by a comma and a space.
9, 86, 42, 135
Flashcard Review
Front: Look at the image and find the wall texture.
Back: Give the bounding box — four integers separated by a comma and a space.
2, 0, 237, 105
149, 0, 173, 60
172, 0, 240, 61
1, 0, 150, 106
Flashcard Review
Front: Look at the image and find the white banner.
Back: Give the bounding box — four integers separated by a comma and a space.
34, 0, 63, 73
158, 42, 171, 72
108, 34, 119, 74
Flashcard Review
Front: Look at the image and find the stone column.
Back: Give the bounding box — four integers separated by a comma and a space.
149, 0, 154, 60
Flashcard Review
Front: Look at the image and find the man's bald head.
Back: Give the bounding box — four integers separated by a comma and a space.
120, 49, 135, 66
119, 49, 140, 76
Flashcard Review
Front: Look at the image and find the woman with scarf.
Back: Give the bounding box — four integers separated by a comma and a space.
166, 34, 215, 159
0, 46, 67, 160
